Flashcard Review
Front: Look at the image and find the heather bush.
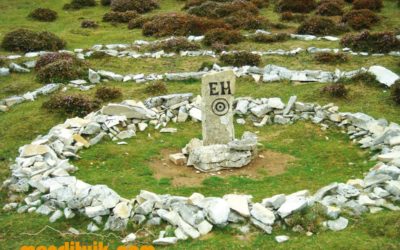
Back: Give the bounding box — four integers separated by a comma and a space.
391, 80, 400, 105
145, 81, 168, 95
211, 42, 228, 52
95, 87, 122, 101
223, 12, 269, 30
187, 0, 259, 18
36, 59, 88, 83
35, 52, 76, 71
29, 8, 58, 22
219, 51, 261, 66
321, 83, 348, 98
90, 51, 110, 59
313, 52, 349, 64
316, 2, 343, 16
111, 0, 159, 13
348, 71, 380, 85
1, 29, 66, 52
63, 0, 96, 10
103, 11, 139, 23
128, 16, 153, 29
280, 12, 307, 22
147, 37, 201, 52
352, 0, 383, 11
81, 20, 99, 28
340, 31, 400, 53
251, 33, 290, 43
203, 28, 244, 46
275, 0, 317, 13
341, 9, 379, 30
43, 94, 101, 116
297, 17, 341, 35
142, 13, 229, 37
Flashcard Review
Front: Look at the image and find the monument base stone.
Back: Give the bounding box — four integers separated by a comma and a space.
184, 132, 258, 172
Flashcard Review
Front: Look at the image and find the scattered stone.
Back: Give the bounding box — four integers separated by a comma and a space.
324, 217, 348, 231
275, 235, 289, 243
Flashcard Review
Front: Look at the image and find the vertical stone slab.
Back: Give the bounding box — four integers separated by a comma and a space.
201, 70, 235, 145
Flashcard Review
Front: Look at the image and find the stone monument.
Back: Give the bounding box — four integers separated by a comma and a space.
201, 70, 236, 145
178, 70, 258, 172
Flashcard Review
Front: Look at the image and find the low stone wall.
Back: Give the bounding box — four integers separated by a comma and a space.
2, 93, 400, 245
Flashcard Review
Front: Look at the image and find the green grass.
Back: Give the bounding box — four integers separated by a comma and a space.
1, 0, 400, 249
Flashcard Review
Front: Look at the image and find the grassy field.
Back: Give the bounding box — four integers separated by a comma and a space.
1, 0, 400, 249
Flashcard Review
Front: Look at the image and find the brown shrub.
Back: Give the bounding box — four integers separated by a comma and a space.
341, 9, 379, 30
142, 13, 230, 37
110, 0, 159, 13
103, 11, 139, 23
211, 42, 228, 52
280, 12, 307, 22
223, 11, 269, 30
145, 81, 168, 95
43, 94, 101, 116
297, 17, 340, 35
340, 31, 400, 53
1, 29, 66, 52
391, 80, 400, 105
316, 2, 343, 16
29, 8, 58, 22
81, 20, 99, 28
63, 0, 96, 10
314, 52, 349, 64
318, 0, 345, 6
128, 16, 153, 29
321, 83, 348, 98
203, 28, 244, 45
187, 0, 259, 18
219, 51, 261, 66
36, 59, 88, 83
35, 52, 76, 71
147, 37, 201, 52
347, 71, 379, 85
95, 87, 122, 101
275, 0, 317, 13
251, 33, 290, 43
352, 0, 383, 11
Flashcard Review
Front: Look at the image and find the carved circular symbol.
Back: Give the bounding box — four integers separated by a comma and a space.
211, 98, 230, 116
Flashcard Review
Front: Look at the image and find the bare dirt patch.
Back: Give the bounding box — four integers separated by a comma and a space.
148, 149, 296, 187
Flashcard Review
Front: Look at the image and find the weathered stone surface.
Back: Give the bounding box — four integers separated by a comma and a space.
223, 194, 251, 217
121, 233, 136, 244
278, 196, 308, 218
203, 198, 230, 225
88, 69, 101, 84
201, 70, 235, 145
275, 235, 289, 243
250, 203, 275, 225
197, 220, 213, 235
153, 237, 178, 245
324, 217, 348, 231
21, 144, 50, 157
169, 153, 187, 166
368, 66, 399, 87
261, 194, 286, 209
101, 104, 156, 119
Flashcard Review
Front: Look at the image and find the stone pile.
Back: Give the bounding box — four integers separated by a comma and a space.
2, 93, 400, 245
0, 84, 60, 112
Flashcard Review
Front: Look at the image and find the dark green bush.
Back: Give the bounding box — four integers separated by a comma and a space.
36, 59, 88, 83
219, 51, 261, 66
103, 11, 139, 23
43, 94, 101, 116
297, 17, 341, 35
203, 28, 244, 46
81, 20, 99, 28
251, 33, 290, 43
321, 83, 348, 98
316, 2, 343, 16
341, 9, 379, 30
340, 31, 400, 53
101, 0, 111, 6
314, 52, 349, 64
275, 0, 317, 13
63, 0, 96, 10
111, 0, 159, 13
145, 81, 168, 95
0, 58, 7, 67
29, 8, 58, 22
1, 29, 66, 52
352, 0, 383, 11
147, 37, 201, 52
348, 71, 379, 85
391, 80, 400, 105
35, 52, 76, 71
142, 13, 229, 37
95, 87, 123, 101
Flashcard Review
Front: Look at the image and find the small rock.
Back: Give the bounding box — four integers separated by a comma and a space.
275, 235, 289, 243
